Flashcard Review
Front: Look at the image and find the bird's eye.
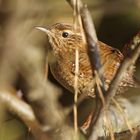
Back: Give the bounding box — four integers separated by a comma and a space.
62, 32, 69, 38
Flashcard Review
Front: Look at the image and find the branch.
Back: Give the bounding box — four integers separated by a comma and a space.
88, 31, 140, 140
0, 89, 51, 140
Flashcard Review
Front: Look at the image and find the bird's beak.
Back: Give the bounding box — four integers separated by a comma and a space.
35, 27, 51, 34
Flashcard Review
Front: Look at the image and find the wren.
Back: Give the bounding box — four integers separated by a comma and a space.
36, 23, 138, 97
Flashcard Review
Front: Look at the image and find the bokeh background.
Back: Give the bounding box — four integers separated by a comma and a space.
0, 0, 140, 140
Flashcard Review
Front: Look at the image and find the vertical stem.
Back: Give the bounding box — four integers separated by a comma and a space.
73, 47, 79, 136
73, 0, 80, 137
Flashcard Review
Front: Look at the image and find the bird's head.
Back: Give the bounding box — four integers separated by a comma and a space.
36, 23, 83, 55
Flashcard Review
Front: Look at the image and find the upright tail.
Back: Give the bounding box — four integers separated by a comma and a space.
122, 30, 140, 56
121, 31, 140, 88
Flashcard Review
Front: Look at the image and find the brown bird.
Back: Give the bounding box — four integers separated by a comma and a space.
36, 23, 138, 97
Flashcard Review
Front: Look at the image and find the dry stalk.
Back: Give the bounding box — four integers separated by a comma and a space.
73, 0, 80, 136
73, 0, 86, 137
104, 110, 115, 140
112, 98, 134, 134
95, 70, 115, 140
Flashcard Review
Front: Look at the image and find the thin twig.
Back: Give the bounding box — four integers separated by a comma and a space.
73, 0, 80, 136
73, 46, 79, 135
96, 72, 115, 140
112, 98, 134, 134
104, 109, 115, 140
